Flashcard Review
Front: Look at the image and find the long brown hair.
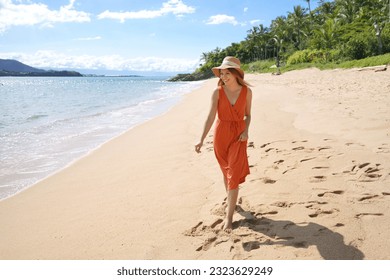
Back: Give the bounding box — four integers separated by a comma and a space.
217, 68, 251, 87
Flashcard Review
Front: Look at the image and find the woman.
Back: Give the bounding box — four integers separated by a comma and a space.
195, 56, 252, 232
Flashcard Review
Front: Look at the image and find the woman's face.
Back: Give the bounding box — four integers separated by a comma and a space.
219, 69, 235, 85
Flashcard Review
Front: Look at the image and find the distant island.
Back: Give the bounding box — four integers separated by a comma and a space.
167, 71, 213, 82
0, 59, 82, 77
0, 70, 83, 77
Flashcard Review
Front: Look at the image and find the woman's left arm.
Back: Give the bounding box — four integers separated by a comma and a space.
239, 88, 252, 141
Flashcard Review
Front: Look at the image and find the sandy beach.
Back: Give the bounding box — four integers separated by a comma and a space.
0, 67, 389, 260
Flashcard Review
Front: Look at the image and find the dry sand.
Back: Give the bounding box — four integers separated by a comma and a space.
0, 68, 389, 260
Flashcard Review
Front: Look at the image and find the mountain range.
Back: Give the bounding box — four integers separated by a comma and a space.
0, 59, 82, 76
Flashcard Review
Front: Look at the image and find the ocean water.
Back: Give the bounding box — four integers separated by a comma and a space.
0, 76, 203, 200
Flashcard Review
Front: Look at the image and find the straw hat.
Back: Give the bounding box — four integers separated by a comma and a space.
212, 56, 244, 78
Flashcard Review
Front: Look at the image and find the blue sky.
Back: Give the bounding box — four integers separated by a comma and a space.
0, 0, 317, 74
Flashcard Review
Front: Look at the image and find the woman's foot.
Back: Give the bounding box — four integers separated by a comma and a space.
223, 218, 233, 233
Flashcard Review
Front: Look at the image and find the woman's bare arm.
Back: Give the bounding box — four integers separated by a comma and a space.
238, 87, 252, 141
195, 89, 219, 153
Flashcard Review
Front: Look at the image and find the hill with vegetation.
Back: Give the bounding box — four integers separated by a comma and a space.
169, 0, 390, 81
0, 59, 82, 77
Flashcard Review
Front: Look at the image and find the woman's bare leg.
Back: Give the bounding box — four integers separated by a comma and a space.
223, 176, 228, 192
223, 187, 239, 232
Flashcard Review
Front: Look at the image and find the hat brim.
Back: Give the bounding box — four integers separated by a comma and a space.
212, 66, 244, 78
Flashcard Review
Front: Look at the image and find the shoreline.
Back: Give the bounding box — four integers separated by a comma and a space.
0, 78, 204, 201
0, 68, 389, 260
0, 110, 175, 202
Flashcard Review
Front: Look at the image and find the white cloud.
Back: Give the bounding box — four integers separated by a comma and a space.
0, 50, 199, 73
0, 0, 90, 33
75, 36, 102, 41
205, 14, 239, 26
250, 19, 263, 25
244, 7, 248, 13
97, 0, 195, 22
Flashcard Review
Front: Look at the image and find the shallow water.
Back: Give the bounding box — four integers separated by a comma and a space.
0, 76, 202, 200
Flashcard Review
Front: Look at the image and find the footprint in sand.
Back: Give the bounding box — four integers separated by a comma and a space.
376, 143, 390, 154
305, 201, 329, 209
355, 213, 384, 218
358, 162, 370, 169
184, 221, 206, 237
357, 163, 383, 182
260, 143, 272, 148
358, 194, 379, 202
205, 139, 214, 152
196, 236, 218, 251
259, 210, 278, 216
345, 142, 365, 147
317, 190, 344, 197
318, 146, 332, 151
340, 162, 384, 182
360, 173, 382, 182
186, 195, 365, 259
250, 177, 277, 184
309, 175, 327, 183
301, 157, 316, 162
313, 166, 329, 170
282, 167, 296, 174
259, 142, 287, 154
210, 218, 224, 229
305, 200, 336, 218
308, 209, 335, 218
185, 219, 229, 252
186, 196, 281, 254
323, 138, 337, 143
263, 177, 277, 184
357, 192, 390, 202
292, 140, 308, 143
271, 201, 292, 208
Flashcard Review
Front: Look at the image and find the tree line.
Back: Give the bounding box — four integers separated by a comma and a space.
197, 0, 390, 73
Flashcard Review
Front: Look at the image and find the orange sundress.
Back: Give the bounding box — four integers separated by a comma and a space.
213, 86, 250, 190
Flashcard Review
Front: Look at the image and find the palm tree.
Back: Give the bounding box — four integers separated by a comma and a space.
288, 5, 308, 50
362, 0, 390, 54
246, 26, 260, 60
316, 1, 337, 22
304, 0, 312, 15
304, 0, 315, 32
270, 16, 290, 55
336, 0, 357, 24
272, 34, 284, 69
246, 24, 270, 60
270, 16, 289, 39
199, 47, 224, 69
313, 18, 338, 50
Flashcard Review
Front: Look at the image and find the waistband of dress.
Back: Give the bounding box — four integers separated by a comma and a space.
218, 119, 244, 122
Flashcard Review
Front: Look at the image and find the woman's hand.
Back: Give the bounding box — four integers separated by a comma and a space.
195, 141, 203, 153
238, 131, 248, 142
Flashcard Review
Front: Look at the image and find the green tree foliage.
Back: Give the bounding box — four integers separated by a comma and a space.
198, 0, 390, 74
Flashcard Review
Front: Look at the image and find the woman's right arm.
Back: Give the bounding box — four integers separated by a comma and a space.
195, 89, 219, 153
